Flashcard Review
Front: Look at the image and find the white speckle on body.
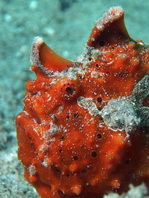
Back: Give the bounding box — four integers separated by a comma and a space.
91, 71, 100, 78
77, 96, 100, 116
44, 121, 59, 142
28, 165, 36, 176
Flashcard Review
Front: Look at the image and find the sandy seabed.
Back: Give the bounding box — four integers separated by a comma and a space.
0, 0, 149, 197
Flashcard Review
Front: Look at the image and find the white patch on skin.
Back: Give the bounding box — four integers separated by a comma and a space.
30, 37, 43, 66
77, 96, 99, 116
53, 67, 80, 80
39, 144, 49, 153
57, 106, 64, 115
76, 46, 102, 64
101, 75, 149, 132
50, 64, 86, 85
32, 127, 40, 136
95, 7, 124, 30
47, 96, 52, 102
104, 183, 148, 198
44, 121, 59, 142
101, 97, 140, 132
28, 165, 36, 176
42, 156, 52, 168
90, 48, 102, 61
91, 71, 100, 78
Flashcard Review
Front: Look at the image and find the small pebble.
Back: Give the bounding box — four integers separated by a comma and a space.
29, 1, 38, 10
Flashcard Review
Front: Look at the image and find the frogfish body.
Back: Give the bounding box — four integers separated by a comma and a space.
16, 7, 149, 198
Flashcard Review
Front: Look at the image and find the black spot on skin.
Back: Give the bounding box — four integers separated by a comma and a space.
105, 71, 110, 76
98, 107, 102, 111
119, 72, 125, 77
66, 173, 70, 178
74, 113, 79, 118
99, 116, 103, 121
55, 168, 60, 173
97, 133, 102, 139
73, 156, 78, 160
81, 169, 87, 174
99, 41, 105, 46
65, 87, 74, 95
66, 115, 70, 120
60, 136, 65, 140
125, 159, 130, 165
91, 151, 97, 157
97, 97, 102, 103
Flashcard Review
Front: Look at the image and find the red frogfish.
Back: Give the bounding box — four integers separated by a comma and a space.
16, 6, 149, 198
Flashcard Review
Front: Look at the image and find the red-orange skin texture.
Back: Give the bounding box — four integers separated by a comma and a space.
16, 8, 149, 198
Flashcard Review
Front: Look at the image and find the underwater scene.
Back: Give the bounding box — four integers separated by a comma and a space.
0, 0, 149, 197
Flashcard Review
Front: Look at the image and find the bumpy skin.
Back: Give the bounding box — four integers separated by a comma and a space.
16, 7, 149, 198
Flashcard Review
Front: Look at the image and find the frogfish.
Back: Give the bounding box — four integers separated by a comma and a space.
16, 7, 149, 198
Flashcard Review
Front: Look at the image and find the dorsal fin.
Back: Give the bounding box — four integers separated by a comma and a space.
87, 7, 131, 48
31, 37, 72, 73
